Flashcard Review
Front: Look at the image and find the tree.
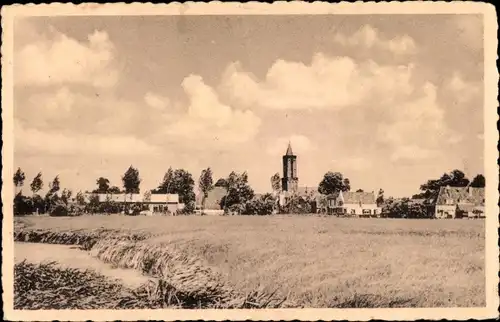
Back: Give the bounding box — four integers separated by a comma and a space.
122, 166, 141, 194
318, 172, 351, 195
356, 189, 364, 192
418, 169, 470, 200
154, 168, 196, 213
199, 168, 214, 210
243, 193, 276, 215
270, 173, 281, 194
214, 178, 228, 188
220, 171, 255, 214
61, 188, 73, 205
30, 172, 43, 195
14, 167, 26, 188
470, 174, 485, 188
95, 177, 110, 193
376, 189, 385, 207
143, 190, 152, 202
45, 176, 61, 213
76, 191, 86, 205
14, 192, 33, 216
108, 186, 121, 194
48, 176, 61, 195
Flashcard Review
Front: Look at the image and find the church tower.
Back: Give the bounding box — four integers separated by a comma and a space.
282, 142, 298, 192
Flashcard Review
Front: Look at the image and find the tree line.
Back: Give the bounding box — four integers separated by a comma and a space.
13, 165, 485, 217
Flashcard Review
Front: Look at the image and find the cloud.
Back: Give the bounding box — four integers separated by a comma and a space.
145, 92, 170, 110
266, 134, 315, 156
15, 27, 118, 88
166, 74, 261, 145
444, 72, 482, 105
221, 53, 414, 111
333, 25, 417, 56
15, 121, 160, 156
390, 146, 437, 162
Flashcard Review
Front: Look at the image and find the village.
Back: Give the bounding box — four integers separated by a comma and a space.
13, 142, 486, 220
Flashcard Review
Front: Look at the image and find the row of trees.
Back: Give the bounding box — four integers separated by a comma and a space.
14, 164, 486, 217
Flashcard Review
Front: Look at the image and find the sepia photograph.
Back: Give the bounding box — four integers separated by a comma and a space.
2, 2, 498, 321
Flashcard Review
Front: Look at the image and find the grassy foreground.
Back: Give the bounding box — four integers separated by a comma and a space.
14, 215, 485, 308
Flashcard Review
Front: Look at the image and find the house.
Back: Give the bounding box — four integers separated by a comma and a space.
435, 186, 485, 219
325, 191, 381, 217
84, 192, 181, 214
147, 193, 180, 213
194, 186, 227, 215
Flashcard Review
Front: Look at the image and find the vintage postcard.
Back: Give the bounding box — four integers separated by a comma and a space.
2, 1, 499, 321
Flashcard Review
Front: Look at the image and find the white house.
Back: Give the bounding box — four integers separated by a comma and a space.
435, 186, 485, 219
85, 192, 181, 214
326, 191, 381, 217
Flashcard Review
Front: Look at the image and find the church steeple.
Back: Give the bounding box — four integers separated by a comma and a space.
282, 142, 298, 192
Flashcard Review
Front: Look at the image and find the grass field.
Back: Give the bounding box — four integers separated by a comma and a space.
14, 215, 485, 308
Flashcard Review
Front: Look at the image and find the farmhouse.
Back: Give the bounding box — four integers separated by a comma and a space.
85, 192, 181, 214
324, 190, 381, 217
434, 186, 485, 219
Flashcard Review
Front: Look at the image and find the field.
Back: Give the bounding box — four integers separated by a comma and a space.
14, 215, 485, 308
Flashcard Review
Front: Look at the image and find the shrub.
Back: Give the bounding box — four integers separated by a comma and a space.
243, 193, 276, 216
14, 193, 33, 216
50, 203, 69, 217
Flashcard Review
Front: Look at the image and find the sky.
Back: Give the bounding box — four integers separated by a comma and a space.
13, 14, 484, 197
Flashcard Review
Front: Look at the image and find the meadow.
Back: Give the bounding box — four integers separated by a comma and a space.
14, 215, 485, 308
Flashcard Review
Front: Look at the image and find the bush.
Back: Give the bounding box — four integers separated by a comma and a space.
243, 193, 276, 216
14, 193, 34, 216
50, 203, 69, 217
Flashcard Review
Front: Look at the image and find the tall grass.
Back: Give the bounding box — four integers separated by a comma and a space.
14, 215, 485, 308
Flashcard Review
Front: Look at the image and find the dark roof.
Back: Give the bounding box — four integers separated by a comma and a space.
343, 191, 376, 204
196, 186, 227, 210
436, 186, 485, 206
285, 142, 294, 156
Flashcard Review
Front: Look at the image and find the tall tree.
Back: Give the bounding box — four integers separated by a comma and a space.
48, 176, 61, 195
270, 172, 281, 194
30, 172, 44, 195
45, 176, 61, 212
76, 191, 86, 205
376, 188, 385, 207
220, 171, 255, 214
154, 168, 196, 212
13, 167, 26, 188
418, 169, 470, 200
318, 172, 351, 195
199, 168, 214, 210
61, 189, 73, 205
155, 167, 174, 193
95, 177, 111, 193
470, 174, 485, 188
122, 166, 141, 194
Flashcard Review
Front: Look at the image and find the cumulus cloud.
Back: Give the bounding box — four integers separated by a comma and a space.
222, 52, 461, 164
167, 74, 261, 145
15, 121, 159, 156
15, 28, 118, 88
444, 72, 482, 105
221, 53, 414, 111
333, 25, 417, 56
145, 92, 170, 110
266, 134, 315, 156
